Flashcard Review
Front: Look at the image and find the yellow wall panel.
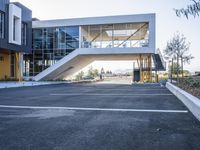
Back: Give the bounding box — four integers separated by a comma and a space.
0, 53, 10, 80
15, 52, 22, 81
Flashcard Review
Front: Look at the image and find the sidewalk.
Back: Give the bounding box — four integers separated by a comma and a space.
0, 81, 69, 89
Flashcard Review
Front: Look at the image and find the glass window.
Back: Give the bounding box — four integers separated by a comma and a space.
30, 26, 79, 76
22, 23, 27, 45
56, 27, 66, 49
66, 26, 79, 38
13, 17, 18, 41
43, 28, 54, 49
33, 29, 43, 49
0, 12, 5, 39
102, 24, 113, 48
23, 54, 33, 76
81, 23, 149, 48
44, 54, 53, 69
34, 59, 44, 75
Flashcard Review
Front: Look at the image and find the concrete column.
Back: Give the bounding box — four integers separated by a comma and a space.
15, 52, 23, 81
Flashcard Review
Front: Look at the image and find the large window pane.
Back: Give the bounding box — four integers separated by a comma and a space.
33, 29, 43, 49
81, 23, 149, 48
66, 26, 79, 39
102, 24, 113, 48
30, 26, 79, 76
21, 23, 27, 45
0, 12, 5, 38
56, 27, 66, 49
43, 28, 54, 49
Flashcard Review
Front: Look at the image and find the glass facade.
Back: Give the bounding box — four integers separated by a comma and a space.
81, 22, 149, 48
24, 26, 79, 76
23, 22, 149, 77
0, 11, 5, 38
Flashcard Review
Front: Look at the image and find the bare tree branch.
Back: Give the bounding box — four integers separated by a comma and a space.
175, 0, 200, 19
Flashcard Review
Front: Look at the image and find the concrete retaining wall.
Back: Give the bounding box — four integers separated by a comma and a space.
166, 82, 200, 121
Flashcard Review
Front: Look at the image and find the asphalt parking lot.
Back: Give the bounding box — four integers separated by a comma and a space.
0, 83, 200, 150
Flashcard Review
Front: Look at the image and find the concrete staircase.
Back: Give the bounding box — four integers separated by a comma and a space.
33, 48, 94, 81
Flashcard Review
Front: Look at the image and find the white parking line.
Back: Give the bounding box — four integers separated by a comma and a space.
49, 93, 173, 96
0, 105, 188, 113
67, 88, 167, 90
83, 89, 169, 91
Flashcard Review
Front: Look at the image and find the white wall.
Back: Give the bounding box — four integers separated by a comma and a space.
9, 4, 22, 45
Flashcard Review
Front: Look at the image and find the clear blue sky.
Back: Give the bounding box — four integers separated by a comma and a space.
12, 0, 200, 72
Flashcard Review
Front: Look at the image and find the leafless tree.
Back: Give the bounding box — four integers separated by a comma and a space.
164, 33, 193, 82
175, 0, 200, 19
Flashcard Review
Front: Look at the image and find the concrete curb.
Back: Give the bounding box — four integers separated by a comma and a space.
0, 81, 69, 89
166, 82, 200, 121
0, 80, 99, 89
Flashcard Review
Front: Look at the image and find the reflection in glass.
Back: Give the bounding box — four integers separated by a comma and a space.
33, 29, 43, 49
25, 26, 79, 76
81, 23, 149, 48
25, 23, 150, 77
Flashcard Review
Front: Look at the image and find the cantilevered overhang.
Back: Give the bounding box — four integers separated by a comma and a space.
32, 13, 156, 53
32, 13, 155, 28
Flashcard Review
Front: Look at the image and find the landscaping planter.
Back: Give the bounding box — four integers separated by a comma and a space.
166, 82, 200, 121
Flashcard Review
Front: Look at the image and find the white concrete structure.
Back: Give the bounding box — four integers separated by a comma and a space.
32, 14, 163, 81
33, 14, 155, 52
166, 82, 200, 121
9, 3, 22, 45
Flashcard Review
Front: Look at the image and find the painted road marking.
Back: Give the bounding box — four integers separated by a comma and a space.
0, 105, 188, 113
78, 89, 169, 91
49, 93, 173, 96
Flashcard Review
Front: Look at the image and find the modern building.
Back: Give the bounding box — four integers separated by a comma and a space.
1, 0, 165, 82
0, 0, 32, 80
